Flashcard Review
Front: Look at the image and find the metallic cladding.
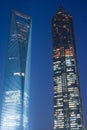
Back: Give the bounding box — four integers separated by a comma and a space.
0, 10, 32, 130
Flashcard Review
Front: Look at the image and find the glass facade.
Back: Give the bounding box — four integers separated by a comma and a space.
52, 6, 84, 130
0, 10, 32, 130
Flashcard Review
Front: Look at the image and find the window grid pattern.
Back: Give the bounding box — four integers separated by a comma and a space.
0, 10, 32, 130
52, 7, 84, 130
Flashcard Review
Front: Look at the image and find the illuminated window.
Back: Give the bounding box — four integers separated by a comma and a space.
67, 73, 76, 86
66, 67, 73, 72
53, 61, 61, 71
65, 49, 74, 57
5, 90, 21, 104
63, 25, 66, 28
2, 114, 20, 127
24, 92, 29, 106
53, 48, 60, 58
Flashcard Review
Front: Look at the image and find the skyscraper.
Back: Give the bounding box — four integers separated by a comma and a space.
0, 10, 32, 130
52, 5, 84, 130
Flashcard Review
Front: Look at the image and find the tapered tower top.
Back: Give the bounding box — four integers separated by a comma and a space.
54, 0, 71, 17
55, 2, 72, 18
13, 9, 31, 20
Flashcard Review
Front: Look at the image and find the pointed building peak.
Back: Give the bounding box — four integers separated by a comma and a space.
55, 0, 71, 17
57, 0, 65, 12
59, 0, 63, 9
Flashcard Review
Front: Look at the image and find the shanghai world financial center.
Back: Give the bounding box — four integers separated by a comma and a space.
0, 10, 32, 130
0, 4, 84, 130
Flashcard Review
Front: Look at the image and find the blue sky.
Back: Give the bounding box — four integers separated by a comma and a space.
0, 0, 87, 130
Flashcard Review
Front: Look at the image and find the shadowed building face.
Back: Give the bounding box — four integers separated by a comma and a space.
0, 10, 32, 130
52, 6, 84, 130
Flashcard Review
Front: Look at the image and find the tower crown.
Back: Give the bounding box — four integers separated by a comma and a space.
56, 5, 72, 19
52, 3, 84, 130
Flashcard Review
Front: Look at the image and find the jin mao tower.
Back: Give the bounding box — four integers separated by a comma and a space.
52, 5, 84, 130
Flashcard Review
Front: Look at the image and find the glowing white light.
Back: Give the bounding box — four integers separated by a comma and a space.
14, 72, 25, 76
2, 114, 20, 127
23, 115, 28, 128
5, 90, 21, 104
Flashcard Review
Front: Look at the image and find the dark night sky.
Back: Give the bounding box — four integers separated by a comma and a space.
0, 0, 87, 130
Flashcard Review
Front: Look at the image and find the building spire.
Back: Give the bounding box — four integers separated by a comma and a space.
59, 0, 63, 9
